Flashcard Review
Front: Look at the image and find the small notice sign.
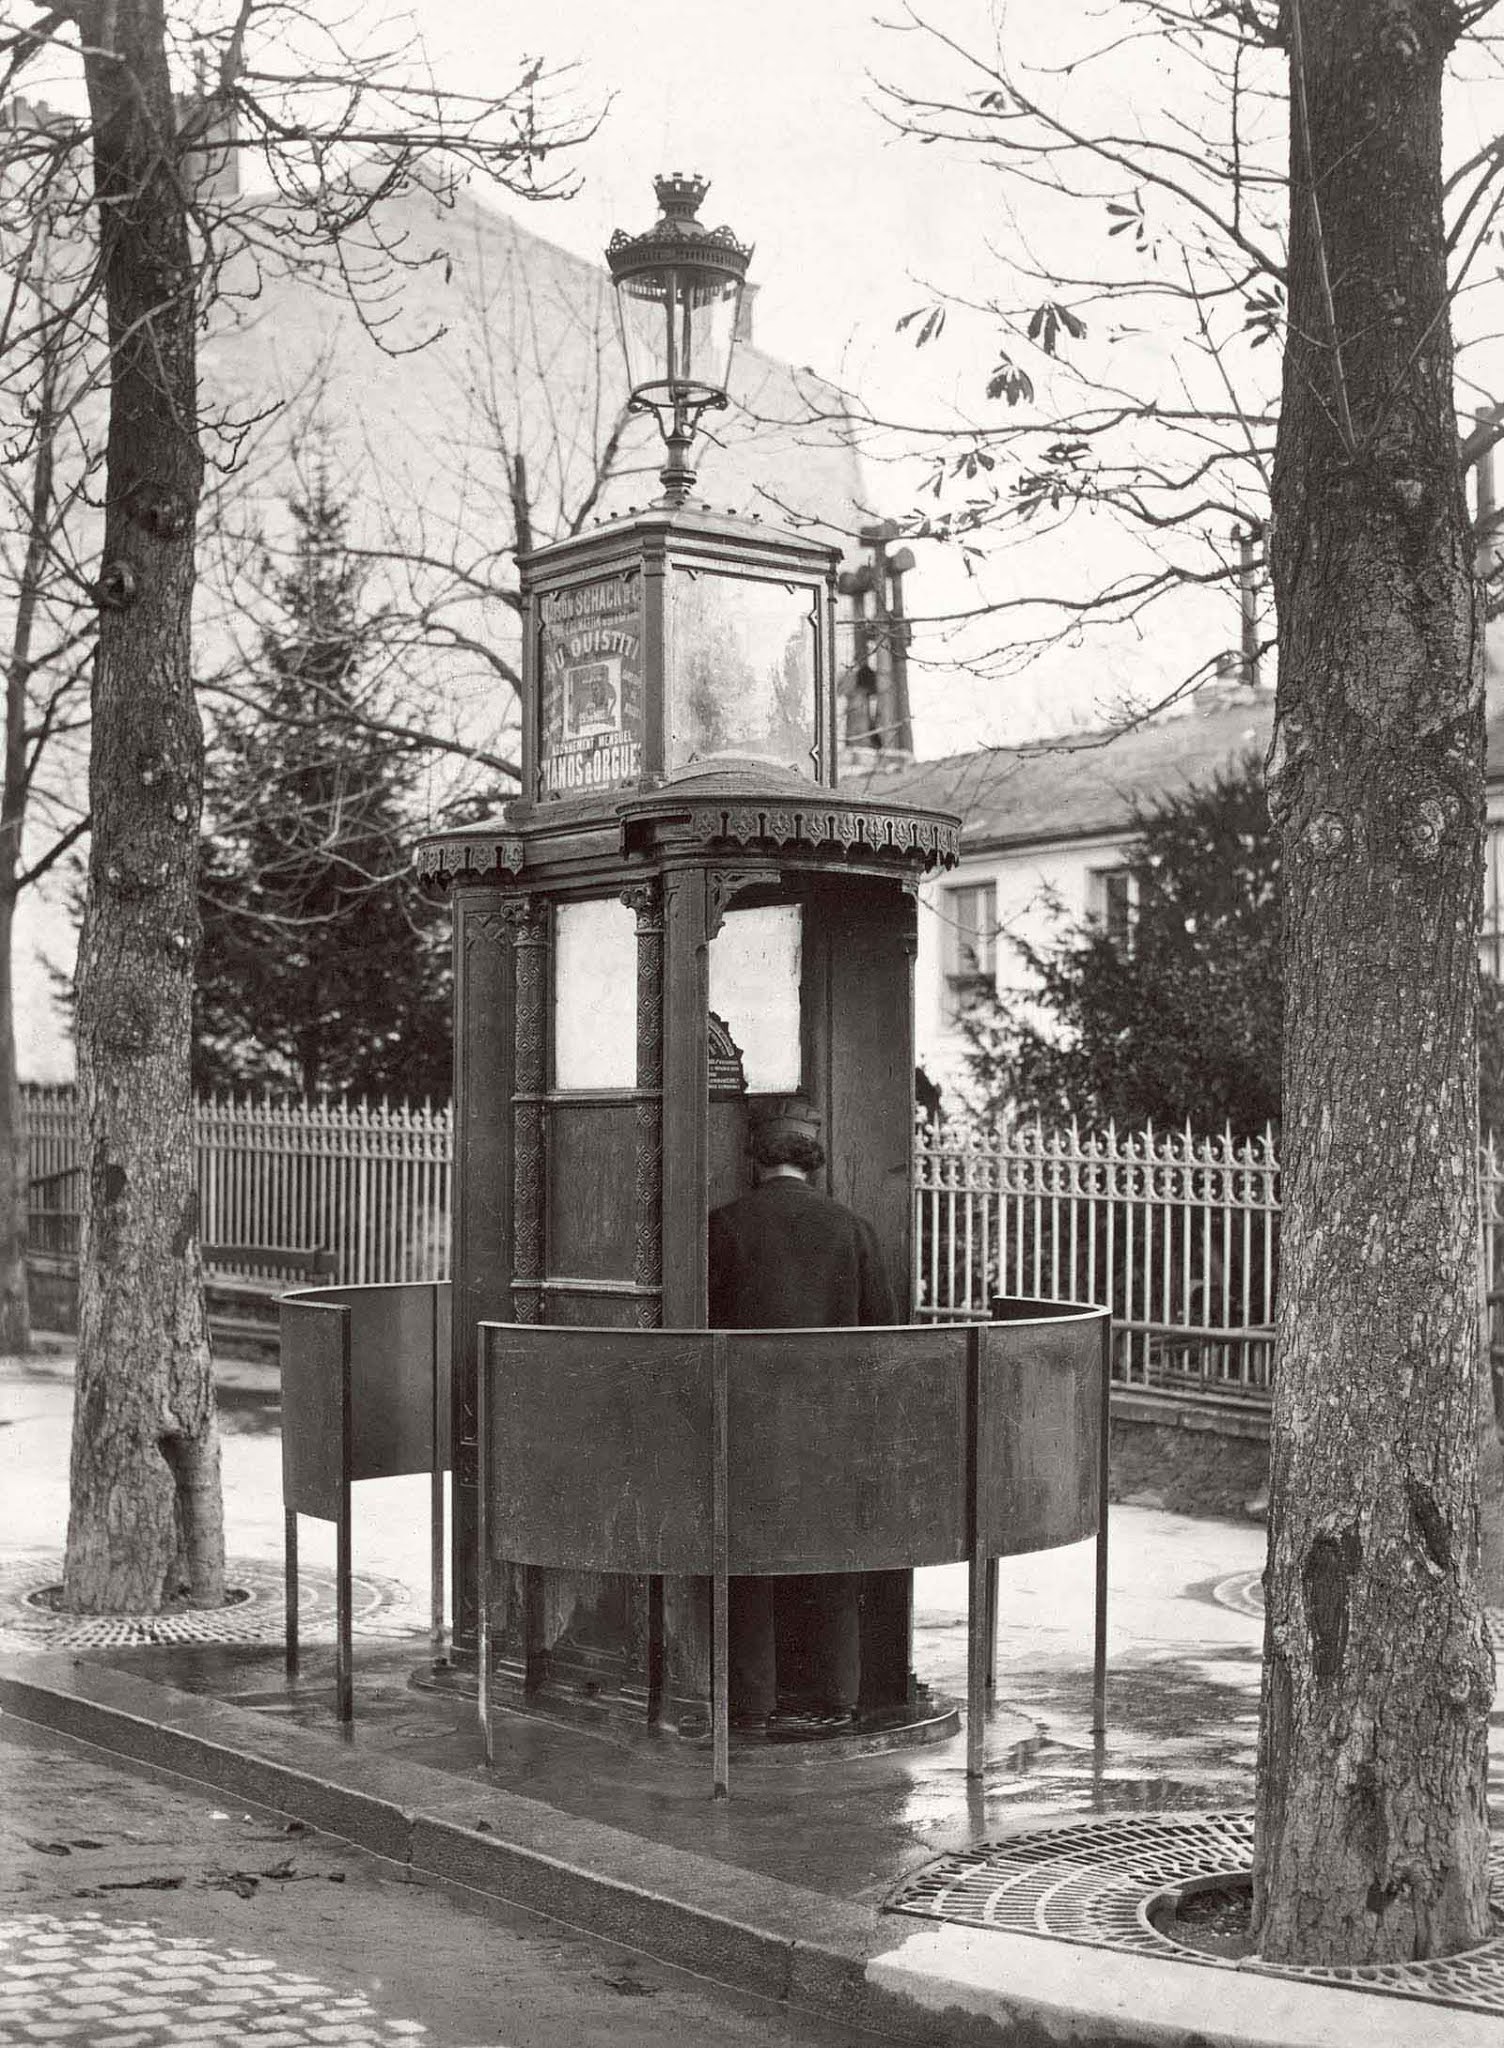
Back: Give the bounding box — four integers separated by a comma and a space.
539, 575, 643, 797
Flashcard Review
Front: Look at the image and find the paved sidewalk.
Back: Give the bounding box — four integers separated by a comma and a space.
3, 1345, 1502, 2047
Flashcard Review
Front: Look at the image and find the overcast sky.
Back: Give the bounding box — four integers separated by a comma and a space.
21, 1, 1504, 751
417, 0, 1100, 754
421, 0, 991, 402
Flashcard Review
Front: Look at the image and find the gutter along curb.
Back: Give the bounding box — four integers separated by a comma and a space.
1, 1656, 1495, 2048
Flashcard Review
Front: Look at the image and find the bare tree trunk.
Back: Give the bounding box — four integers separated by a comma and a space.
62, 0, 222, 1613
1256, 0, 1493, 1963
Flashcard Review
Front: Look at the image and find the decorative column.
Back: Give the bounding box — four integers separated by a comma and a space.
624, 881, 664, 1329
450, 894, 514, 1663
506, 898, 549, 1325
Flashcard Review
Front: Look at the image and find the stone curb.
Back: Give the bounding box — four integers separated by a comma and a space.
1, 1655, 1497, 2048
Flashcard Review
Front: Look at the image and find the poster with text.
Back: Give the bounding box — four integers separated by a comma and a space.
538, 574, 643, 796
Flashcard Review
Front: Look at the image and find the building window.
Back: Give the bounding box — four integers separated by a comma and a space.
942, 881, 997, 1024
1088, 866, 1135, 953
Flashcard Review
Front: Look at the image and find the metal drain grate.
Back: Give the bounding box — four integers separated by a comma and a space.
1208, 1576, 1504, 1641
1210, 1571, 1264, 1619
887, 1811, 1504, 2015
0, 1553, 424, 1650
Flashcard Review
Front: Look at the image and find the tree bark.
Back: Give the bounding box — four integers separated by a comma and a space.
1256, 0, 1493, 1962
62, 0, 222, 1612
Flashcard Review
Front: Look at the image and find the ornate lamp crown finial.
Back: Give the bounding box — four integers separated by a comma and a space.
654, 172, 709, 220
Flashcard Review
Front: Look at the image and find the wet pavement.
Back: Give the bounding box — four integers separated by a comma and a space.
4, 1342, 1504, 2047
0, 1341, 1288, 1897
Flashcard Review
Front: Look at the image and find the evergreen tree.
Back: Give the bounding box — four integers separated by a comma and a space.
196, 473, 451, 1101
962, 755, 1282, 1138
963, 751, 1504, 1140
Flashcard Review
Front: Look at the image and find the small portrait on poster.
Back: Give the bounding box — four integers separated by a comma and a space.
539, 575, 644, 797
565, 658, 621, 739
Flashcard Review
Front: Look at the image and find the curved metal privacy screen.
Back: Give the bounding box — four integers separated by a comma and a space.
479, 1302, 1109, 1796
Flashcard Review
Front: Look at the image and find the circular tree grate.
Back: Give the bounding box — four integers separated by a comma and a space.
886, 1811, 1504, 2015
0, 1553, 425, 1650
1211, 1571, 1265, 1620
1209, 1574, 1504, 1641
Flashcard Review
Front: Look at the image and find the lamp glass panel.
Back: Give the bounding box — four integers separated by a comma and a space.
668, 570, 817, 775
613, 275, 669, 393
553, 897, 637, 1090
680, 277, 740, 389
709, 905, 802, 1093
613, 268, 742, 396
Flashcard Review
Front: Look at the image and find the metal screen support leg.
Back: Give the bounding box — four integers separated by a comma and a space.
478, 1327, 492, 1768
984, 1558, 999, 1697
967, 1549, 988, 1780
711, 1333, 729, 1802
966, 1325, 986, 1780
429, 1284, 446, 1662
284, 1510, 299, 1678
335, 1504, 353, 1726
336, 1317, 354, 1728
1091, 1314, 1111, 1737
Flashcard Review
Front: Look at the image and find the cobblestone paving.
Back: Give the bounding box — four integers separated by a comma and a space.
0, 1912, 434, 2047
0, 1720, 880, 2048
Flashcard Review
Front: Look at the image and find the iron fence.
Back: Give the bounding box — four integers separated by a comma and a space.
23, 1086, 451, 1285
916, 1119, 1504, 1406
22, 1087, 1504, 1408
914, 1119, 1280, 1400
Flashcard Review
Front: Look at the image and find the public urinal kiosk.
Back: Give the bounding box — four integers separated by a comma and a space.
418, 496, 964, 1742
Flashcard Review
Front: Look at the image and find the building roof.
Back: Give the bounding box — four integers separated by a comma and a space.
845, 686, 1504, 856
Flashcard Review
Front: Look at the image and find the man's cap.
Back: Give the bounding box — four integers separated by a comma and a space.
750, 1096, 823, 1146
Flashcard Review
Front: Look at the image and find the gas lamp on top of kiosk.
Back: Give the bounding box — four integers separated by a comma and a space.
606, 174, 753, 507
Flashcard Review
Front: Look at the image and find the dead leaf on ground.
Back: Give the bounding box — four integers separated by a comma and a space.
598, 1975, 658, 1997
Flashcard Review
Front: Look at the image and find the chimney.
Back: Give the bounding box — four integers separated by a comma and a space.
857, 520, 915, 759
733, 282, 758, 348
1476, 403, 1504, 713
1476, 404, 1503, 587
3, 95, 75, 135
175, 69, 240, 206
1225, 520, 1264, 689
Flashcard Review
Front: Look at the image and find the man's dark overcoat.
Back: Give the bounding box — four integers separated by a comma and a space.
708, 1176, 896, 1330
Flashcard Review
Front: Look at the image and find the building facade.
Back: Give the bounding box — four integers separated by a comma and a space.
853, 680, 1504, 1097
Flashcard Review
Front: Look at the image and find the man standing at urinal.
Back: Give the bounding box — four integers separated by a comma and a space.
708, 1097, 895, 1734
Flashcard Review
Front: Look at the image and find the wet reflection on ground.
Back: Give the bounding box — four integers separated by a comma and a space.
82, 1513, 1284, 1905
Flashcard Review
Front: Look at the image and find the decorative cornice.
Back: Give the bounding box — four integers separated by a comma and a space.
415, 835, 524, 883
619, 791, 961, 872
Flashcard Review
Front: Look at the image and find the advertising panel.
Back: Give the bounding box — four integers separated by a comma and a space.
539, 575, 643, 796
